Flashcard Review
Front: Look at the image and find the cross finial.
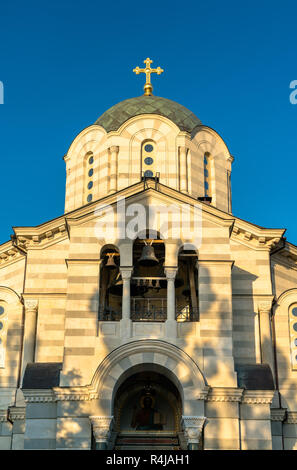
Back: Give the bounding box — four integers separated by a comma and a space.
133, 58, 164, 96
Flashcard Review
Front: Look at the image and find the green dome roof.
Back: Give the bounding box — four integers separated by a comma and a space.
94, 95, 202, 133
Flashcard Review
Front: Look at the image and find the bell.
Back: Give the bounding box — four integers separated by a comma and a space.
105, 254, 117, 269
138, 245, 159, 267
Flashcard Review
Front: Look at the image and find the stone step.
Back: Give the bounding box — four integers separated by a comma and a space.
115, 433, 180, 450
115, 445, 180, 450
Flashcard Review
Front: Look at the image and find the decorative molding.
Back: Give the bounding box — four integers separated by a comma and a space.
90, 416, 114, 443
207, 388, 243, 403
286, 412, 297, 424
241, 390, 275, 405
231, 221, 284, 251
8, 406, 26, 421
22, 389, 56, 403
13, 221, 68, 252
0, 409, 8, 422
53, 386, 99, 402
181, 416, 205, 445
196, 387, 210, 401
270, 409, 286, 422
0, 241, 24, 268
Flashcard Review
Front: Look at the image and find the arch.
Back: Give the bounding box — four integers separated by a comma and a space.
91, 340, 208, 416
276, 288, 297, 308
65, 125, 107, 164
0, 286, 21, 304
191, 125, 232, 162
113, 366, 182, 432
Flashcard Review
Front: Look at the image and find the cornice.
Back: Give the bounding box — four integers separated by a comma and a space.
0, 241, 25, 269
286, 411, 297, 424
231, 222, 285, 251
13, 222, 68, 252
271, 242, 297, 270
22, 386, 99, 403
270, 409, 287, 422
22, 389, 56, 403
207, 388, 243, 403
241, 390, 275, 404
0, 409, 8, 422
8, 406, 26, 421
53, 386, 99, 402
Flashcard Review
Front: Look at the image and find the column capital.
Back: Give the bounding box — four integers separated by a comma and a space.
23, 299, 38, 312
181, 416, 205, 445
109, 145, 119, 153
258, 301, 273, 315
120, 267, 133, 280
90, 416, 113, 443
164, 267, 178, 279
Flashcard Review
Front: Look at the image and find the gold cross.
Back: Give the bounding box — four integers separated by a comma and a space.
133, 58, 164, 96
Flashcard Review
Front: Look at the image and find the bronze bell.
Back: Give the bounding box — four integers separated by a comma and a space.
105, 254, 117, 269
138, 245, 159, 267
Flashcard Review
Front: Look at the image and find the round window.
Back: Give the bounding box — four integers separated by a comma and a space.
293, 323, 297, 332
0, 322, 3, 331
0, 307, 4, 316
144, 144, 154, 153
87, 194, 93, 203
89, 156, 94, 164
144, 157, 154, 165
88, 169, 93, 177
294, 338, 297, 347
144, 170, 153, 178
88, 181, 93, 190
292, 307, 297, 317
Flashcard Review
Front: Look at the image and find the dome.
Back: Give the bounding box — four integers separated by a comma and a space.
94, 95, 202, 133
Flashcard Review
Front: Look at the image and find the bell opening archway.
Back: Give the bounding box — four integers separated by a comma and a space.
131, 230, 166, 322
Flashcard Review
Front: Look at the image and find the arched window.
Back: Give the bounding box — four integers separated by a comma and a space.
0, 302, 8, 368
84, 152, 94, 204
204, 152, 212, 197
289, 304, 297, 369
142, 141, 156, 178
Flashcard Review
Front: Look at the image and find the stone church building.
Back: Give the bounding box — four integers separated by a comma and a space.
0, 59, 297, 450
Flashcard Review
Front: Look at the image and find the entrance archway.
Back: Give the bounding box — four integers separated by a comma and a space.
89, 340, 208, 449
113, 366, 182, 449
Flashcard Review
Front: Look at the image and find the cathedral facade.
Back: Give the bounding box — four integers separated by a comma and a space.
0, 60, 297, 450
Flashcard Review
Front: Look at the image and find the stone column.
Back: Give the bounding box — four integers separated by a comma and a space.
120, 267, 133, 339
181, 416, 205, 450
21, 299, 38, 380
109, 146, 119, 194
179, 146, 188, 194
90, 416, 114, 450
258, 301, 275, 380
164, 267, 178, 339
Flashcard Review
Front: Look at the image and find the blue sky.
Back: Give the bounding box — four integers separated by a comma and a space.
0, 0, 296, 245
